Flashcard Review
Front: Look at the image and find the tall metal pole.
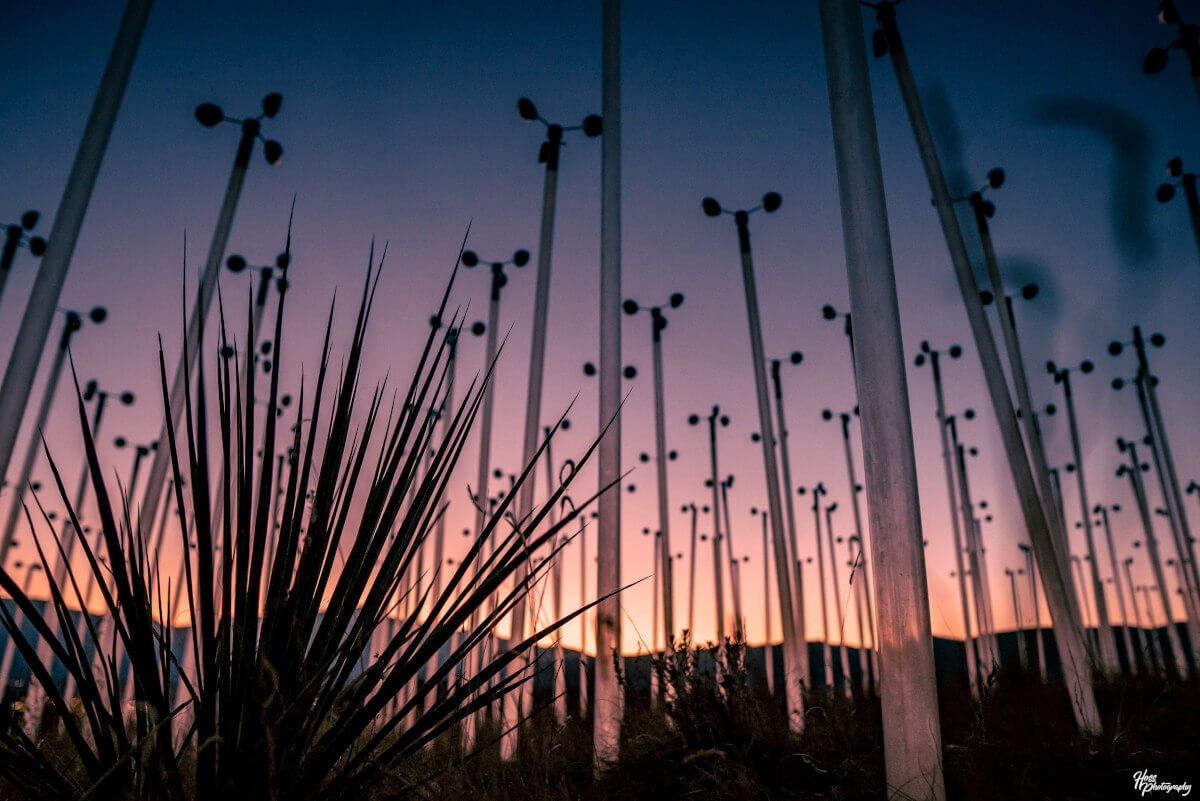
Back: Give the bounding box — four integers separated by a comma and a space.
981, 214, 1073, 581
1133, 328, 1200, 637
838, 411, 874, 681
1120, 439, 1187, 674
424, 326, 457, 690
819, 0, 947, 788
1006, 569, 1026, 669
0, 0, 152, 488
849, 535, 874, 691
594, 0, 623, 768
1055, 366, 1120, 673
1125, 558, 1159, 673
463, 269, 502, 751
810, 484, 833, 687
1072, 556, 1093, 632
770, 359, 807, 664
824, 502, 851, 697
1096, 505, 1137, 672
139, 109, 277, 556
703, 410, 726, 642
920, 352, 977, 692
1142, 585, 1165, 666
873, 1, 1099, 734
0, 314, 82, 567
969, 515, 998, 666
950, 425, 997, 671
718, 205, 803, 728
649, 310, 675, 647
686, 503, 698, 638
1130, 374, 1200, 650
759, 509, 774, 692
1019, 543, 1048, 680
507, 119, 564, 751
720, 479, 744, 638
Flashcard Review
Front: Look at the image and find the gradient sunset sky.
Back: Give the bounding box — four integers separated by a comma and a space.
2, 1, 1199, 653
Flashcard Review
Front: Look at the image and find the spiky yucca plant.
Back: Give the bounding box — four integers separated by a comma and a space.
0, 233, 608, 800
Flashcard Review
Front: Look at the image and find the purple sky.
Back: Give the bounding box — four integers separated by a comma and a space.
2, 1, 1199, 653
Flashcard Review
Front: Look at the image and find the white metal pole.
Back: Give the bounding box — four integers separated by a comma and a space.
1122, 440, 1187, 674
687, 503, 697, 638
506, 125, 564, 754
1097, 507, 1137, 672
824, 503, 850, 698
1020, 544, 1048, 680
952, 431, 996, 673
760, 510, 774, 693
1007, 569, 1027, 669
0, 315, 81, 567
873, 1, 1099, 734
139, 117, 266, 560
706, 412, 726, 642
818, 2, 947, 791
719, 480, 744, 638
811, 486, 833, 687
926, 354, 978, 693
769, 361, 807, 676
1057, 369, 1120, 673
1125, 560, 1159, 673
649, 313, 675, 649
0, 0, 153, 490
724, 215, 804, 728
838, 412, 873, 686
594, 0, 623, 769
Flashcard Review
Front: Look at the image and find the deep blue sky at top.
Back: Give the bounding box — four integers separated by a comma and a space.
2, 1, 1199, 649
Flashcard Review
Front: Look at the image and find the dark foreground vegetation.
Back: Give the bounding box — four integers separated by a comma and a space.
405, 639, 1199, 801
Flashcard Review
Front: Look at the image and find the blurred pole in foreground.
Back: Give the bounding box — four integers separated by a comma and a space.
594, 0, 623, 770
0, 0, 152, 489
871, 0, 1099, 734
818, 0, 946, 794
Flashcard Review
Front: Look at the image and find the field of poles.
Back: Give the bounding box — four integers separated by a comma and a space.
1, 0, 1200, 799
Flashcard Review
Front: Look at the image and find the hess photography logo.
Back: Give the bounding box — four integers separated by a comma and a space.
1133, 770, 1192, 797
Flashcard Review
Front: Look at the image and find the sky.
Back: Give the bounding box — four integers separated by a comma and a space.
2, 1, 1199, 654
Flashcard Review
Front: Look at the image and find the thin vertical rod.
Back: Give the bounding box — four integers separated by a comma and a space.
761, 510, 774, 692
687, 504, 697, 638
720, 480, 744, 637
649, 312, 675, 645
812, 487, 833, 686
706, 413, 725, 642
